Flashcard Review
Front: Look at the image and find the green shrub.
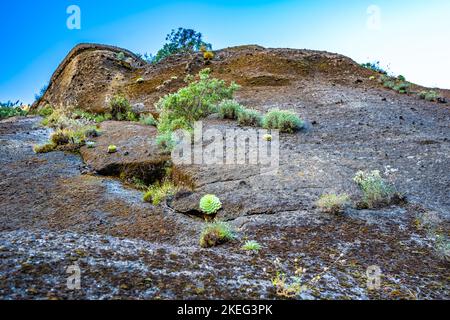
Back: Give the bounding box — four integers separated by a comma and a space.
262, 109, 304, 133
392, 82, 411, 94
75, 126, 98, 142
383, 80, 396, 89
57, 108, 114, 125
130, 177, 147, 191
50, 129, 70, 146
109, 95, 134, 120
316, 193, 350, 214
40, 109, 72, 128
73, 109, 95, 121
199, 194, 222, 215
419, 90, 440, 102
37, 107, 103, 152
95, 113, 112, 123
73, 110, 111, 123
237, 108, 263, 127
156, 68, 239, 127
33, 142, 56, 154
380, 75, 411, 94
58, 126, 99, 145
116, 52, 125, 61
37, 104, 54, 117
0, 102, 27, 119
242, 240, 262, 252
156, 69, 239, 150
199, 221, 235, 248
353, 170, 396, 208
140, 114, 157, 126
126, 111, 139, 122
218, 100, 244, 120
157, 112, 192, 134
156, 131, 177, 151
38, 125, 99, 154
143, 181, 179, 205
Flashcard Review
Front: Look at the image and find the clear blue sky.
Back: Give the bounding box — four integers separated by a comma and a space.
1, 0, 449, 104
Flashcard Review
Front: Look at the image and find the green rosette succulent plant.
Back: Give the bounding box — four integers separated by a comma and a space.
108, 145, 117, 153
199, 194, 222, 215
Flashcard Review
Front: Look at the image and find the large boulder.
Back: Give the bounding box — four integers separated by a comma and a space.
33, 44, 146, 114
80, 121, 170, 184
33, 43, 383, 115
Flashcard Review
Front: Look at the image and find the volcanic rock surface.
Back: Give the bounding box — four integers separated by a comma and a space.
1, 44, 449, 299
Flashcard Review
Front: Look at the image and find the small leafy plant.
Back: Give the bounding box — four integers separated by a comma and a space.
50, 129, 71, 146
35, 125, 99, 154
419, 90, 440, 102
116, 52, 126, 61
140, 114, 157, 126
392, 82, 411, 94
33, 142, 56, 154
237, 108, 263, 127
143, 181, 179, 206
435, 234, 450, 262
86, 141, 96, 149
271, 253, 345, 298
262, 109, 304, 133
41, 110, 78, 129
37, 104, 54, 117
155, 131, 177, 151
73, 109, 112, 123
199, 221, 235, 248
316, 193, 350, 214
242, 240, 262, 252
353, 170, 396, 208
217, 100, 244, 120
109, 95, 138, 121
379, 75, 411, 94
414, 211, 449, 262
199, 194, 222, 215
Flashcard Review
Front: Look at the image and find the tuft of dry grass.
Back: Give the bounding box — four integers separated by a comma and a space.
317, 193, 350, 214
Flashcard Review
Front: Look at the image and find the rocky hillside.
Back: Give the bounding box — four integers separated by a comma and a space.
35, 43, 449, 114
1, 44, 449, 300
